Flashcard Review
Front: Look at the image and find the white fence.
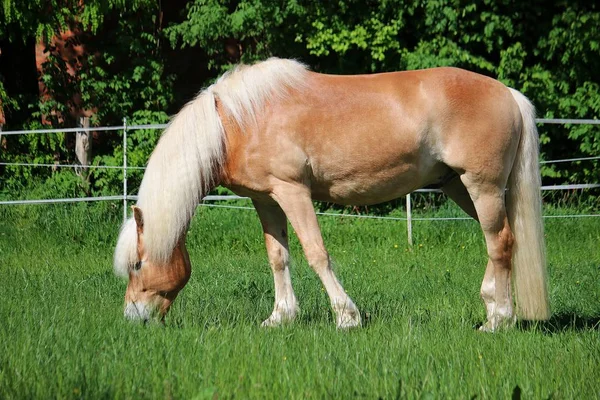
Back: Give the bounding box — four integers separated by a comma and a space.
1, 119, 599, 245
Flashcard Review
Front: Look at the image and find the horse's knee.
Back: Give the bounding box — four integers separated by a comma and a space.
304, 246, 330, 273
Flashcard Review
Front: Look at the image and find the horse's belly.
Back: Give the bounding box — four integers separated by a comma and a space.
310, 161, 446, 206
312, 181, 413, 205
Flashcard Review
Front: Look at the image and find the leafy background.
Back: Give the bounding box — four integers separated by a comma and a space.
0, 0, 598, 203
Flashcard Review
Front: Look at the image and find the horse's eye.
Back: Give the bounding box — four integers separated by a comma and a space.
133, 261, 142, 271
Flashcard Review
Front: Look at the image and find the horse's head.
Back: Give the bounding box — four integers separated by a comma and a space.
118, 206, 191, 322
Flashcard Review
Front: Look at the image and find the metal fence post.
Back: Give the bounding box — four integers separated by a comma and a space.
406, 193, 413, 247
123, 117, 128, 223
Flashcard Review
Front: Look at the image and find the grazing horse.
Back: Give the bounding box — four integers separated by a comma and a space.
114, 58, 549, 331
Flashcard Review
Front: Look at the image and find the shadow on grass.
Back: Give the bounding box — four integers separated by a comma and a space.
517, 313, 600, 333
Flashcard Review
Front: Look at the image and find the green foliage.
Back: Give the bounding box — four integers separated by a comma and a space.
0, 0, 158, 41
0, 0, 174, 198
0, 80, 18, 114
165, 0, 311, 71
1, 0, 599, 199
91, 110, 169, 196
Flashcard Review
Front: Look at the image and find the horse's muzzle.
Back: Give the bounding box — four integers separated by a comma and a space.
124, 301, 155, 322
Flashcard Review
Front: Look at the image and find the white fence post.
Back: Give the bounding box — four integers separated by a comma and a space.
406, 193, 413, 247
123, 117, 128, 223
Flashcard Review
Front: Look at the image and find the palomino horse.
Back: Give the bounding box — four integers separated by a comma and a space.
114, 58, 549, 331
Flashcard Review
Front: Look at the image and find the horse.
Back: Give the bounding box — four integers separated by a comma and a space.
114, 58, 550, 331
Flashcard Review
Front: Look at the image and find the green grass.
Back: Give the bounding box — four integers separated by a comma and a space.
0, 202, 598, 399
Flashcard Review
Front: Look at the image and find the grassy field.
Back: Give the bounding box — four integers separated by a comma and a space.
0, 202, 598, 399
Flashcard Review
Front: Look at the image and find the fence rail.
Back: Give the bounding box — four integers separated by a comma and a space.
1, 119, 598, 245
2, 117, 600, 136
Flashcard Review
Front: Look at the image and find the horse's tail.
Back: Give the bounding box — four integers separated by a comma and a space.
506, 88, 550, 320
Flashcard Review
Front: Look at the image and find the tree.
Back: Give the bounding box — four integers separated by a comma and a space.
1, 0, 598, 201
0, 0, 175, 196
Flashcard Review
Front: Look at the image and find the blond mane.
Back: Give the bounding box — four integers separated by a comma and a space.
114, 58, 309, 276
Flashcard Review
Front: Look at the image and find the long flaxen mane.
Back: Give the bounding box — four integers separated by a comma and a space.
114, 58, 309, 277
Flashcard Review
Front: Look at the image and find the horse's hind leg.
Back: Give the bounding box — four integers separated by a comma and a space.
271, 183, 361, 328
443, 177, 498, 324
462, 179, 516, 331
253, 201, 299, 326
442, 175, 478, 220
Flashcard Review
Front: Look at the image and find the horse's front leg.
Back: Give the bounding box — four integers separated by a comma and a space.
271, 183, 361, 329
253, 201, 299, 326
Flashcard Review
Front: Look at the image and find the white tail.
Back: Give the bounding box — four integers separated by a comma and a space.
507, 88, 550, 320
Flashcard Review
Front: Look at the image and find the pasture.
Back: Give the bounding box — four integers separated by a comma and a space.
0, 203, 598, 399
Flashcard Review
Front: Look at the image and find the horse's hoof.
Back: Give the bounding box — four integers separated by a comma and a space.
337, 320, 361, 329
478, 322, 496, 333
260, 309, 298, 327
478, 315, 516, 332
261, 319, 280, 328
336, 312, 362, 329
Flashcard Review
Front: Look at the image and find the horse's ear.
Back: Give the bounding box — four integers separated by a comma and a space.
132, 206, 144, 234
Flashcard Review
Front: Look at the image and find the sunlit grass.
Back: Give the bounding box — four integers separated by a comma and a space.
0, 203, 598, 398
